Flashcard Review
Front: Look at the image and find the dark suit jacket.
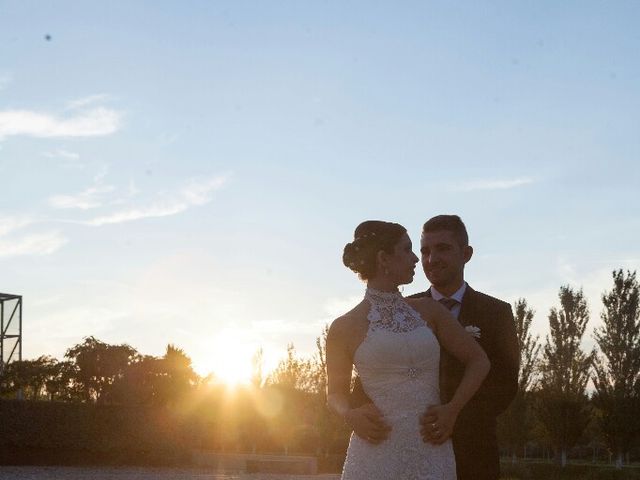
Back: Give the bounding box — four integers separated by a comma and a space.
350, 285, 519, 480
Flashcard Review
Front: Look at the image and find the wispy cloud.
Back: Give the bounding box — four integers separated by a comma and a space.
0, 101, 121, 139
87, 201, 185, 226
0, 231, 67, 258
0, 214, 67, 257
43, 149, 80, 161
42, 148, 86, 169
49, 185, 116, 210
1, 173, 226, 257
47, 165, 116, 210
0, 215, 33, 237
452, 177, 534, 192
66, 94, 112, 110
87, 174, 228, 226
180, 176, 228, 205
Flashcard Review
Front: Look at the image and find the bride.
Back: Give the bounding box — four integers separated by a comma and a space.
327, 220, 489, 479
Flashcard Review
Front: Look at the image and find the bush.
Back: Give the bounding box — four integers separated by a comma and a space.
0, 399, 191, 466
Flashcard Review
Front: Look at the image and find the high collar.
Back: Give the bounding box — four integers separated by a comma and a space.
365, 286, 402, 303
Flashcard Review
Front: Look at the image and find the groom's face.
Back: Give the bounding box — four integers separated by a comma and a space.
420, 230, 471, 291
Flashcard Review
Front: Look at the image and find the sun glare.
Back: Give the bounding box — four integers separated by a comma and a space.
202, 329, 255, 387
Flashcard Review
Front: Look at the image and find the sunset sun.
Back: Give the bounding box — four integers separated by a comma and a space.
202, 329, 255, 386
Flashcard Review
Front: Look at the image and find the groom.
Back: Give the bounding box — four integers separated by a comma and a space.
349, 215, 519, 480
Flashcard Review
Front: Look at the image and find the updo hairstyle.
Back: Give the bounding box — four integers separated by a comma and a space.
343, 220, 407, 280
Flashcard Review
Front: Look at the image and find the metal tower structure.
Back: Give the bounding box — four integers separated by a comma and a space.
0, 292, 22, 375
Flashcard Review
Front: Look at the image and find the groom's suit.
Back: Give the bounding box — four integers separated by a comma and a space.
350, 284, 519, 480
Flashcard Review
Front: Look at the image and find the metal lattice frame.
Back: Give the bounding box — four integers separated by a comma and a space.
0, 292, 22, 375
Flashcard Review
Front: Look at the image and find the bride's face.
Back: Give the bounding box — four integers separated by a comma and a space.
383, 233, 419, 285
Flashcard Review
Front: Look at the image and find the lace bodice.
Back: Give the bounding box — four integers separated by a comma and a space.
354, 287, 440, 416
364, 287, 425, 333
342, 287, 456, 480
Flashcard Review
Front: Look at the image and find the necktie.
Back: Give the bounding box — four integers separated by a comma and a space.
438, 297, 459, 311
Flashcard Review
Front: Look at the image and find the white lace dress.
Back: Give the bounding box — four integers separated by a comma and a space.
341, 288, 456, 480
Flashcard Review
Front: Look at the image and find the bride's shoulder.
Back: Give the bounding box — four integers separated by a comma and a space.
328, 301, 368, 337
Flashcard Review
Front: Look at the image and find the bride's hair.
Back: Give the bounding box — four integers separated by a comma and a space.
343, 220, 407, 280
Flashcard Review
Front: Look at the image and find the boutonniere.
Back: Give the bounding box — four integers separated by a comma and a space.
465, 325, 481, 339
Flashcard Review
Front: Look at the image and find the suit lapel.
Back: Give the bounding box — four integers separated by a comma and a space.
458, 285, 476, 327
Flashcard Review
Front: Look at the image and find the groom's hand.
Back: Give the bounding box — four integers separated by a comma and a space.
420, 404, 456, 445
345, 403, 391, 445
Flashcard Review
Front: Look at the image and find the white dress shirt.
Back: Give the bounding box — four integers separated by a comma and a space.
429, 282, 467, 320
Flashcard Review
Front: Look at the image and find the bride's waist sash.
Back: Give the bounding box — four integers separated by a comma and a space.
358, 365, 441, 416
356, 361, 439, 386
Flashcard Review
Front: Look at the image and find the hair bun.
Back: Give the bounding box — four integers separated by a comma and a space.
342, 220, 406, 280
342, 241, 361, 272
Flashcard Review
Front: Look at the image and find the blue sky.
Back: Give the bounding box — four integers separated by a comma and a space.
1, 1, 639, 380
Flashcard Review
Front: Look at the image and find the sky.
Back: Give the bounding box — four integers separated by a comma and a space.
1, 1, 639, 382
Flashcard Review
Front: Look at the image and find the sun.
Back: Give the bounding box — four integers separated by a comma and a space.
200, 329, 255, 387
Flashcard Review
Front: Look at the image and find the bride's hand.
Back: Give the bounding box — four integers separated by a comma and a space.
419, 403, 458, 445
345, 402, 391, 445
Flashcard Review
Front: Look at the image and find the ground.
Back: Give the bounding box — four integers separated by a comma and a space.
0, 467, 340, 480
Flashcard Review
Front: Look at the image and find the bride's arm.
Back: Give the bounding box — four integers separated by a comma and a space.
326, 316, 390, 444
415, 300, 490, 444
326, 317, 353, 418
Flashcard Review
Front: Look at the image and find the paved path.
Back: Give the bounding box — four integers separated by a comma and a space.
0, 467, 341, 480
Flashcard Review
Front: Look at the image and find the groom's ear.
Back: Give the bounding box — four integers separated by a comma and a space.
463, 245, 473, 264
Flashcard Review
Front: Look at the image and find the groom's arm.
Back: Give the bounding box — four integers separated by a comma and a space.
473, 301, 519, 416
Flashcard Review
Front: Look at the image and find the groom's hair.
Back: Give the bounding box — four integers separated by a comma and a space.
422, 215, 469, 247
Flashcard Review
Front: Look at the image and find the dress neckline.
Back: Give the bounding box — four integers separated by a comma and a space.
364, 286, 402, 304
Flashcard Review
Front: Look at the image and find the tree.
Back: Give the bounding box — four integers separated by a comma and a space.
312, 324, 329, 397
499, 298, 541, 460
265, 342, 329, 455
64, 336, 137, 403
251, 348, 264, 389
44, 360, 77, 401
0, 355, 59, 400
537, 285, 594, 467
109, 354, 160, 405
156, 344, 197, 405
514, 299, 541, 394
592, 269, 640, 468
110, 344, 198, 406
266, 343, 315, 392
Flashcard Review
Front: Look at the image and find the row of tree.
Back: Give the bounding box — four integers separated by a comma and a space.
0, 338, 197, 406
1, 269, 639, 467
500, 269, 640, 468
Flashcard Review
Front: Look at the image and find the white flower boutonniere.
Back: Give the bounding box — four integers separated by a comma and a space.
465, 325, 481, 339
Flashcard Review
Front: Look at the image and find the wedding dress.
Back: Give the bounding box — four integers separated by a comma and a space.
341, 288, 456, 480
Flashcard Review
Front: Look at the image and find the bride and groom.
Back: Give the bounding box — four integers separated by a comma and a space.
327, 215, 519, 480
